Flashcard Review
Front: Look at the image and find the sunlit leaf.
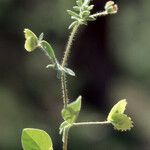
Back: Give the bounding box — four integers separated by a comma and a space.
40, 40, 56, 61
61, 96, 82, 124
107, 99, 133, 131
46, 64, 55, 69
39, 33, 44, 41
111, 113, 133, 131
24, 29, 38, 52
64, 67, 75, 76
73, 6, 80, 11
87, 5, 94, 11
76, 0, 83, 7
22, 128, 53, 150
24, 29, 37, 40
107, 99, 127, 121
67, 10, 79, 18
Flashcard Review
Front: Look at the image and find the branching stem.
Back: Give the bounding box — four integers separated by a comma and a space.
73, 121, 110, 126
61, 9, 114, 150
61, 24, 80, 108
61, 24, 80, 150
90, 11, 108, 18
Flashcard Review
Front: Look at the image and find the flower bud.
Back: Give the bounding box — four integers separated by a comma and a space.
105, 1, 118, 14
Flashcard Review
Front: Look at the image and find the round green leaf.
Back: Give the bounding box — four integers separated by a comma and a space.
21, 128, 53, 150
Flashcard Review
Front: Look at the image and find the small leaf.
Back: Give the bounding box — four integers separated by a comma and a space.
64, 67, 75, 76
73, 6, 80, 11
81, 10, 90, 18
24, 29, 37, 40
25, 37, 38, 52
59, 121, 71, 135
87, 16, 96, 21
76, 0, 83, 7
21, 128, 53, 150
82, 5, 89, 10
46, 64, 55, 69
71, 16, 79, 21
67, 10, 79, 18
111, 113, 133, 131
59, 122, 72, 142
24, 29, 38, 52
40, 40, 56, 61
83, 0, 90, 5
107, 100, 133, 131
39, 33, 44, 41
59, 121, 68, 135
107, 99, 127, 121
61, 96, 82, 124
54, 61, 75, 78
62, 126, 70, 143
87, 5, 94, 10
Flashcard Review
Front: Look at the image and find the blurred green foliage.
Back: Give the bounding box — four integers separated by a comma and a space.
0, 0, 150, 150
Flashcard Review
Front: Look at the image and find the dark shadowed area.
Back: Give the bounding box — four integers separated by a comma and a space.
0, 0, 150, 149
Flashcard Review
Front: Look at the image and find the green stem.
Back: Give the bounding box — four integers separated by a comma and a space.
90, 11, 108, 18
73, 121, 110, 126
61, 74, 68, 108
61, 24, 80, 150
63, 128, 69, 150
61, 24, 80, 108
62, 24, 80, 67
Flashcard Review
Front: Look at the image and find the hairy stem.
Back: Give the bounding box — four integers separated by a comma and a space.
61, 24, 80, 108
90, 11, 108, 18
73, 121, 110, 126
63, 128, 69, 150
62, 24, 80, 67
61, 74, 68, 108
61, 24, 80, 150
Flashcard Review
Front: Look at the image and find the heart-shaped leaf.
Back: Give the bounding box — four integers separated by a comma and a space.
24, 29, 38, 52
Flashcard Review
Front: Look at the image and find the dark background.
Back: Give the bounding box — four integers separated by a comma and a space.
0, 0, 150, 149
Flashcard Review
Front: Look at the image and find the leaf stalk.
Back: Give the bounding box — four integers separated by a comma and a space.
73, 121, 110, 126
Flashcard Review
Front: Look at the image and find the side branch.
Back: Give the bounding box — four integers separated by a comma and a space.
90, 11, 108, 18
73, 121, 110, 127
